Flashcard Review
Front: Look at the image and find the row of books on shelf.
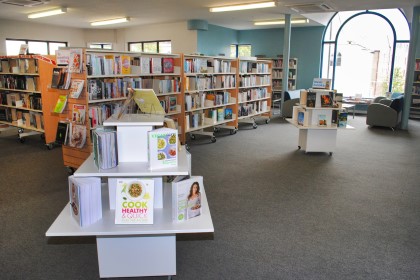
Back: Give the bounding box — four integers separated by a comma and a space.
238, 88, 268, 103
0, 107, 43, 129
0, 75, 37, 91
185, 107, 233, 129
87, 77, 181, 101
272, 80, 295, 89
185, 75, 235, 91
238, 101, 268, 117
68, 175, 205, 227
239, 61, 270, 74
86, 53, 176, 76
296, 109, 348, 128
239, 75, 270, 87
89, 103, 123, 129
0, 91, 42, 110
300, 89, 342, 108
272, 70, 296, 79
185, 91, 231, 111
0, 58, 37, 74
272, 58, 296, 68
159, 95, 178, 114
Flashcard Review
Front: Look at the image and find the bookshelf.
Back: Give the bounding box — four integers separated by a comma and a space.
182, 55, 238, 143
238, 58, 272, 128
0, 55, 57, 147
46, 115, 214, 278
271, 57, 298, 112
411, 58, 420, 119
55, 49, 185, 171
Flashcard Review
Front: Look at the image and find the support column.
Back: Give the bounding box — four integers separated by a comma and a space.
281, 14, 291, 116
401, 6, 420, 129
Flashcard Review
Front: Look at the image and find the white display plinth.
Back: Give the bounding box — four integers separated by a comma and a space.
97, 235, 176, 278
103, 114, 164, 163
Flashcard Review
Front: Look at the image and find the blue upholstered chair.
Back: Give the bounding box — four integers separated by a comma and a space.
366, 94, 404, 130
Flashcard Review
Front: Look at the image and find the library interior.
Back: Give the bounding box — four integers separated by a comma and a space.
1, 1, 420, 279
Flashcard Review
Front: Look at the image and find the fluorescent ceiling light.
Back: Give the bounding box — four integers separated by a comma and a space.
28, 7, 67, 19
254, 19, 309, 25
210, 1, 276, 12
91, 17, 130, 26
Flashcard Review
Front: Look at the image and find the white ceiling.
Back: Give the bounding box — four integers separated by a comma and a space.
0, 0, 419, 30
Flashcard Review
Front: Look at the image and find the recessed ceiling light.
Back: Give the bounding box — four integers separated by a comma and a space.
210, 1, 276, 12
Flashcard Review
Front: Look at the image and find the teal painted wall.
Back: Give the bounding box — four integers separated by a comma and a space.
197, 24, 238, 56
197, 25, 325, 89
238, 26, 325, 89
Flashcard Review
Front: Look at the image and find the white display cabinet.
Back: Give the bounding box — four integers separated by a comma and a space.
46, 114, 214, 278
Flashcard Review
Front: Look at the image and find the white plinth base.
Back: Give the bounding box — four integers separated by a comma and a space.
97, 234, 176, 278
298, 128, 337, 153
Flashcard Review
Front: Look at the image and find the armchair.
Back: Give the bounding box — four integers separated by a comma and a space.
282, 90, 301, 118
366, 95, 404, 130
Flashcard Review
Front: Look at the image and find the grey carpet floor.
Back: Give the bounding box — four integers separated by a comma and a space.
1, 115, 419, 280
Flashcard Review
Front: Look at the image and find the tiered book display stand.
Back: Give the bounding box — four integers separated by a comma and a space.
46, 114, 214, 278
286, 89, 353, 155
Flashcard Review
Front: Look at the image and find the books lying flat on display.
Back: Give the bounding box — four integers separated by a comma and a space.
172, 176, 203, 222
68, 176, 102, 227
115, 178, 154, 224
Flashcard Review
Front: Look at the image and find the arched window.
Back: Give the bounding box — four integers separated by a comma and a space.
321, 9, 410, 98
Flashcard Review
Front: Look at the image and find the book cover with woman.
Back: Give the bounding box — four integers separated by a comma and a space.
172, 176, 203, 222
187, 181, 201, 219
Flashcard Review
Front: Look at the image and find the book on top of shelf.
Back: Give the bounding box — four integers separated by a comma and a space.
172, 176, 203, 222
51, 67, 64, 89
297, 110, 305, 125
168, 96, 177, 112
224, 107, 233, 119
115, 178, 154, 224
53, 95, 68, 113
338, 111, 348, 127
140, 57, 151, 74
318, 114, 327, 126
92, 127, 118, 170
148, 127, 178, 170
121, 55, 131, 75
151, 57, 163, 74
69, 123, 87, 148
312, 78, 331, 90
69, 49, 83, 74
19, 44, 28, 55
55, 120, 70, 145
320, 93, 333, 107
71, 104, 86, 125
162, 57, 174, 73
68, 176, 102, 227
69, 79, 84, 99
306, 91, 316, 107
